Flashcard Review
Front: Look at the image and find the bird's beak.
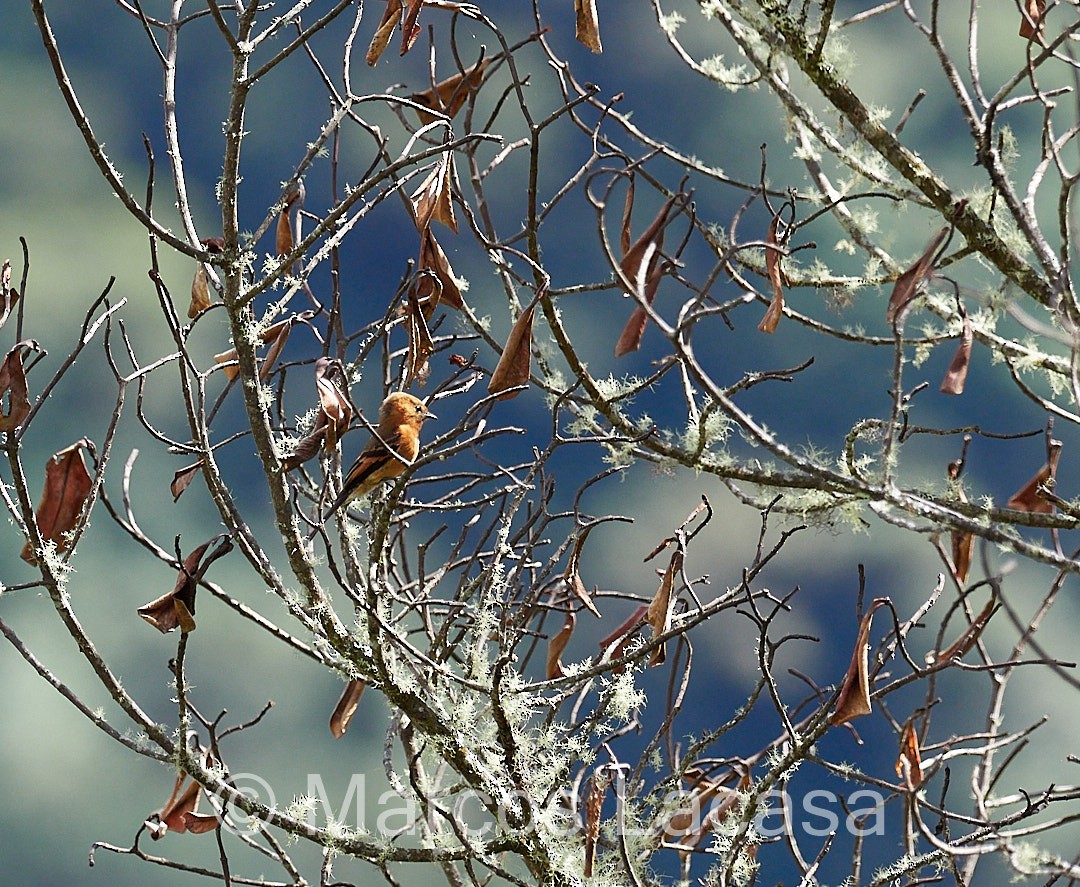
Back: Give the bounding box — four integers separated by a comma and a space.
425, 407, 437, 420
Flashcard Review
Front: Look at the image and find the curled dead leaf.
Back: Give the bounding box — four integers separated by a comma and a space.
831, 598, 889, 726
411, 152, 458, 233
138, 534, 233, 634
171, 461, 204, 502
583, 768, 610, 876
0, 340, 36, 431
20, 439, 95, 565
1007, 439, 1063, 513
1019, 0, 1046, 40
564, 525, 601, 617
412, 59, 490, 124
488, 300, 536, 400
946, 459, 974, 584
188, 238, 224, 320
758, 210, 785, 334
330, 678, 366, 739
646, 549, 682, 666
546, 608, 576, 680
940, 312, 973, 395
886, 226, 949, 325
926, 592, 998, 666
146, 771, 220, 839
575, 0, 603, 52
896, 720, 924, 790
366, 1, 402, 66
276, 183, 303, 276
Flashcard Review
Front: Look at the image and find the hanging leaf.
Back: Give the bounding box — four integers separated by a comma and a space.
583, 769, 610, 877
214, 313, 311, 381
926, 592, 998, 666
546, 608, 576, 680
145, 771, 220, 839
366, 1, 402, 66
405, 282, 436, 387
188, 238, 224, 320
758, 210, 785, 334
411, 152, 458, 233
412, 59, 490, 124
940, 312, 973, 395
1007, 439, 1063, 513
488, 301, 536, 400
137, 535, 233, 634
646, 548, 683, 666
615, 192, 684, 356
20, 439, 95, 565
831, 598, 889, 726
0, 340, 36, 431
564, 526, 602, 617
598, 604, 648, 669
946, 459, 974, 583
1019, 0, 1046, 39
614, 258, 670, 357
276, 182, 303, 276
171, 461, 204, 502
885, 226, 949, 325
415, 228, 464, 310
330, 679, 367, 739
399, 0, 424, 56
575, 0, 603, 53
895, 720, 924, 790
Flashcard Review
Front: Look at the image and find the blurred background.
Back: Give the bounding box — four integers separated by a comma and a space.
2, 2, 1078, 884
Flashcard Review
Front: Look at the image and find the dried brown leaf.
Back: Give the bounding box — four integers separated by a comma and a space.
620, 194, 680, 297
416, 229, 463, 310
213, 314, 308, 381
1007, 440, 1063, 513
411, 59, 490, 124
614, 259, 668, 357
189, 263, 212, 319
488, 302, 536, 400
940, 312, 973, 395
927, 593, 998, 666
583, 769, 610, 876
171, 461, 203, 502
20, 439, 95, 565
620, 178, 636, 257
886, 226, 949, 325
575, 0, 603, 53
406, 284, 436, 387
546, 608, 576, 680
758, 211, 785, 334
314, 357, 353, 450
564, 526, 601, 617
646, 549, 683, 666
137, 535, 233, 634
831, 598, 889, 726
147, 773, 219, 839
410, 152, 458, 233
330, 678, 366, 739
896, 720, 924, 789
0, 341, 34, 431
399, 0, 423, 56
366, 2, 401, 66
1019, 0, 1046, 39
276, 213, 294, 276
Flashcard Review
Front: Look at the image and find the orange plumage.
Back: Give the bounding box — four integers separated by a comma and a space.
327, 392, 435, 514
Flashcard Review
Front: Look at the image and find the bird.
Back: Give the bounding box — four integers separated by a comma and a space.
325, 392, 435, 516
